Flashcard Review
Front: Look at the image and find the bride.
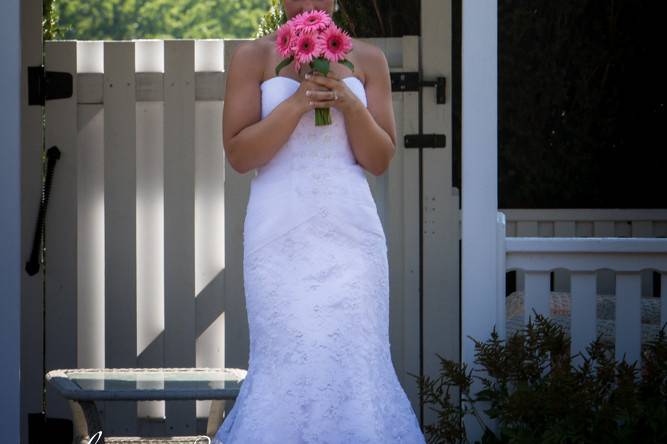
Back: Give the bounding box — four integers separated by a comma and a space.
213, 0, 426, 442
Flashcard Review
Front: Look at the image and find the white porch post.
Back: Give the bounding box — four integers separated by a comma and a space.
0, 0, 22, 441
461, 0, 499, 441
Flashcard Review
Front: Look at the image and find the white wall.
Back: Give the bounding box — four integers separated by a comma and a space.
461, 0, 498, 441
0, 0, 22, 442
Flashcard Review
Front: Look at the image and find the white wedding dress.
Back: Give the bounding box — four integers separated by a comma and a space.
212, 76, 426, 444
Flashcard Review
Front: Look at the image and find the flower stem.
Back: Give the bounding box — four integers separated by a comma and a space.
315, 107, 332, 126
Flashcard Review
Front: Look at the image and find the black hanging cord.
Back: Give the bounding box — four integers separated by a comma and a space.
25, 145, 60, 276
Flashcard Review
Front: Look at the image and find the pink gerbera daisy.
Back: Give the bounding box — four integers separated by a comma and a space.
275, 22, 295, 58
319, 25, 353, 63
294, 31, 322, 68
292, 9, 332, 34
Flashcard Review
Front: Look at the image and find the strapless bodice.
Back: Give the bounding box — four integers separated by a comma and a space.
243, 76, 380, 258
260, 75, 367, 118
256, 76, 368, 185
251, 76, 373, 206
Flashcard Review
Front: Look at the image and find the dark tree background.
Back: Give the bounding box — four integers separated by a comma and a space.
335, 0, 419, 37
499, 1, 667, 208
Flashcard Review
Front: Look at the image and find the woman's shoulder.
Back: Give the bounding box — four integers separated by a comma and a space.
350, 38, 385, 59
232, 31, 283, 63
348, 38, 388, 82
232, 36, 271, 61
227, 36, 273, 79
254, 32, 277, 49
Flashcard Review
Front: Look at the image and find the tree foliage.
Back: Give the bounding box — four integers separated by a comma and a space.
50, 0, 420, 40
53, 0, 272, 40
43, 0, 65, 41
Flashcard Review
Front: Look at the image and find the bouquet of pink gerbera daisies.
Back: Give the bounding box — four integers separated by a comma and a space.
274, 10, 354, 126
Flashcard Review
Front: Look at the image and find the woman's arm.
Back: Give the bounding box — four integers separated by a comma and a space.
222, 42, 319, 174
330, 45, 396, 176
306, 45, 397, 176
343, 46, 397, 176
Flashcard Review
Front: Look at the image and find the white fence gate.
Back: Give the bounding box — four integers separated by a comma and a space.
32, 35, 456, 437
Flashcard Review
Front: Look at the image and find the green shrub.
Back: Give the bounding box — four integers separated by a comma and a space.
411, 310, 667, 444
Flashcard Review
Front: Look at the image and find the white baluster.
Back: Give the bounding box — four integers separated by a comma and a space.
615, 272, 642, 367
570, 271, 596, 364
524, 271, 550, 324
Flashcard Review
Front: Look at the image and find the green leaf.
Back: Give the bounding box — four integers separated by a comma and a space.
311, 58, 330, 75
339, 59, 355, 72
275, 56, 294, 77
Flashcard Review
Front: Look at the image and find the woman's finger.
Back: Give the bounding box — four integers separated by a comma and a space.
309, 99, 338, 108
305, 72, 338, 89
306, 89, 338, 100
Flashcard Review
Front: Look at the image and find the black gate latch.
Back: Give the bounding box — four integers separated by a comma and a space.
390, 72, 446, 104
28, 65, 73, 106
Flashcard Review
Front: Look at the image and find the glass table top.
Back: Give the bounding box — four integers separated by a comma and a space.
46, 368, 247, 400
65, 369, 246, 391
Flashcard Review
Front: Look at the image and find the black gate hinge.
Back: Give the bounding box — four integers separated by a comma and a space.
28, 65, 73, 106
390, 72, 446, 104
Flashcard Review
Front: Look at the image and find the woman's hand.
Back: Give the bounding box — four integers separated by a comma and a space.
289, 71, 363, 117
288, 75, 329, 115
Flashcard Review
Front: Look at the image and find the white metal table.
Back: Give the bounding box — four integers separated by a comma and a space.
45, 367, 247, 444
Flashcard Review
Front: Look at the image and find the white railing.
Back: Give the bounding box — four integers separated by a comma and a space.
502, 209, 667, 299
497, 212, 667, 367
501, 208, 667, 238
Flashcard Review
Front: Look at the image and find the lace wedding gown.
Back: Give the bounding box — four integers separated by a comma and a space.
212, 76, 426, 444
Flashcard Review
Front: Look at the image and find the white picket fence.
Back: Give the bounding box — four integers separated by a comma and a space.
40, 36, 456, 437
496, 211, 667, 368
